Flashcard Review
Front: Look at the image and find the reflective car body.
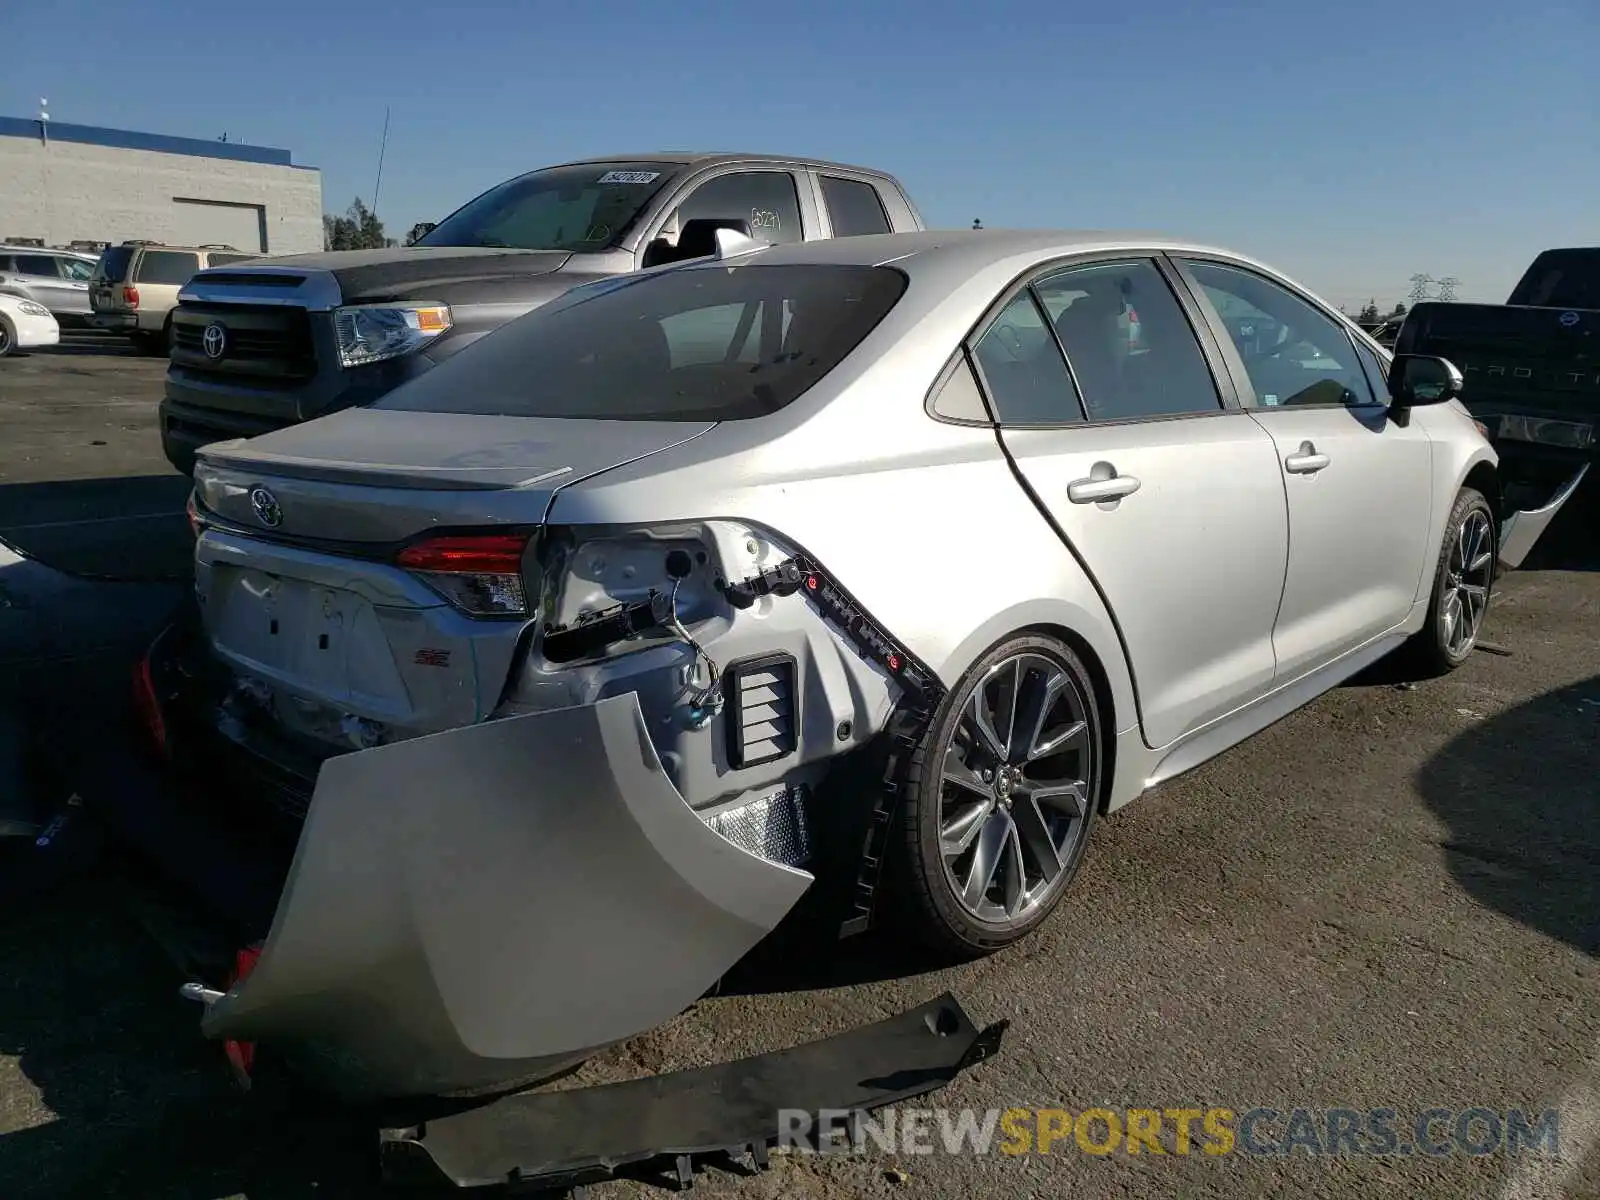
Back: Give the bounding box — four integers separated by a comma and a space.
156, 230, 1573, 1101
0, 293, 61, 355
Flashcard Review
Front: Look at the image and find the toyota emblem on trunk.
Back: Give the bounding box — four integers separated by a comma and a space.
202, 322, 228, 359
249, 486, 283, 528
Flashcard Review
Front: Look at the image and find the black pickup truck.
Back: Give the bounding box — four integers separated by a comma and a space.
1397, 248, 1595, 533
159, 152, 924, 474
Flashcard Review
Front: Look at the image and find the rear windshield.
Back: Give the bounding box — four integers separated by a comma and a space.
134, 250, 202, 285
1508, 249, 1600, 309
94, 246, 134, 282
416, 162, 680, 253
375, 263, 909, 422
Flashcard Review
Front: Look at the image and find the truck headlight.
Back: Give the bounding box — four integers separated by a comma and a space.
333, 303, 451, 368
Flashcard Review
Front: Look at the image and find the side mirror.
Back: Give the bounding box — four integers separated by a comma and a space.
641, 218, 753, 269
1387, 353, 1463, 408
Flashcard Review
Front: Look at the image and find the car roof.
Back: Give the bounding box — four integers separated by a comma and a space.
0, 245, 97, 258
680, 228, 1268, 279
545, 151, 902, 178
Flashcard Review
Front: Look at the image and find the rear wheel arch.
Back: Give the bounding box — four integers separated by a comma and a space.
1463, 461, 1501, 523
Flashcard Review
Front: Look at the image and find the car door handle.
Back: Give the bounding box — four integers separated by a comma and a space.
1067, 471, 1141, 504
1283, 442, 1330, 474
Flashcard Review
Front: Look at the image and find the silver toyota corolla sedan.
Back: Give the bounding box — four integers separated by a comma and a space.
147, 228, 1576, 1102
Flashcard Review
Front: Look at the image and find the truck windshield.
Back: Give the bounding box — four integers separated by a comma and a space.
1508, 249, 1600, 309
415, 162, 681, 253
373, 263, 909, 422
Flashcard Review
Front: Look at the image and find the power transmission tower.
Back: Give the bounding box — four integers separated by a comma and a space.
1408, 274, 1434, 305
1436, 276, 1460, 302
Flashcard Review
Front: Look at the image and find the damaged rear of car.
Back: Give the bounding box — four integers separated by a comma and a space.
128, 250, 936, 1101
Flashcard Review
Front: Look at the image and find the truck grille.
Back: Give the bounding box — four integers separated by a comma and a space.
171, 301, 317, 385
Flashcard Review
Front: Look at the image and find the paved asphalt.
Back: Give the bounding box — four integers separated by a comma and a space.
0, 337, 1595, 1199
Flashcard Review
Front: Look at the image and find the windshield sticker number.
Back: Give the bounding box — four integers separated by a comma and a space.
598, 170, 661, 185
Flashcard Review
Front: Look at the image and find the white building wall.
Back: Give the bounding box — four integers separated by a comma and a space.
0, 133, 323, 255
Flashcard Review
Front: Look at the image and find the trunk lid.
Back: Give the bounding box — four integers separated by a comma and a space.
189, 409, 715, 745
194, 406, 715, 535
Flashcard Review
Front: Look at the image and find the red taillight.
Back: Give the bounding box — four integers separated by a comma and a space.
222, 944, 264, 1087
185, 491, 203, 539
396, 532, 530, 574
133, 654, 168, 757
122, 285, 139, 308
396, 531, 532, 617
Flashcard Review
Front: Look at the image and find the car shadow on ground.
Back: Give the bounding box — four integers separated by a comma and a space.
1416, 673, 1600, 956
0, 474, 192, 581
33, 333, 146, 359
0, 877, 387, 1199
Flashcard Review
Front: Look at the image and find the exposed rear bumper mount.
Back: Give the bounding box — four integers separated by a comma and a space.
377, 992, 1006, 1193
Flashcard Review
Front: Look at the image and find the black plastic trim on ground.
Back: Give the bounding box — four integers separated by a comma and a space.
376, 992, 1006, 1194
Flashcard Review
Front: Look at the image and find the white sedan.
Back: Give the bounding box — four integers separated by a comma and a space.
0, 294, 61, 356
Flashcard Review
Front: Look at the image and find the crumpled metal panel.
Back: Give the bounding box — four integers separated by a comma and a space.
199, 691, 814, 1101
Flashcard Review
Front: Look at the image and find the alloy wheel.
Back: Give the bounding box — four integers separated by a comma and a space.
937, 652, 1096, 924
1442, 508, 1494, 657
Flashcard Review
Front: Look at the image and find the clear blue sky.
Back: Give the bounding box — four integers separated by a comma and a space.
9, 0, 1595, 307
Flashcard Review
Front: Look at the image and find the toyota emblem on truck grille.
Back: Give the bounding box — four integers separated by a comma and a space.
203, 322, 228, 359
249, 487, 283, 528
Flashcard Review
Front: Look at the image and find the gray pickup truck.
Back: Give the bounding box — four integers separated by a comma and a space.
160, 153, 924, 474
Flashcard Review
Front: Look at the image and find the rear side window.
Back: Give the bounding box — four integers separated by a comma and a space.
820, 176, 892, 237
972, 291, 1084, 425
1035, 259, 1222, 420
134, 251, 202, 284
375, 264, 908, 422
95, 246, 135, 282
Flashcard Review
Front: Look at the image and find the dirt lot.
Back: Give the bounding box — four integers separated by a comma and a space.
0, 341, 1596, 1200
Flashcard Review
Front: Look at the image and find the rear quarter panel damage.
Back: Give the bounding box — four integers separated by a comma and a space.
546, 419, 1139, 740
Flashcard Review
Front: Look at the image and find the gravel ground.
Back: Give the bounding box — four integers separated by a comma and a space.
0, 341, 1595, 1200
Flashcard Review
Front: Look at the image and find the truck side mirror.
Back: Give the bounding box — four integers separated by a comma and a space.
1388, 354, 1464, 408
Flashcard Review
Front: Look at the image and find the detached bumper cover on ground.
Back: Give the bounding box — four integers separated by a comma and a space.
186, 691, 815, 1101
378, 992, 1005, 1192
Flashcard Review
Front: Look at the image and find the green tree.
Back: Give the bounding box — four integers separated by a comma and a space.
1358, 300, 1380, 324
1388, 301, 1407, 319
322, 197, 388, 250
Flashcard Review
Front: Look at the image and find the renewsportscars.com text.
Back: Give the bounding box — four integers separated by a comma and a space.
778, 1105, 1563, 1158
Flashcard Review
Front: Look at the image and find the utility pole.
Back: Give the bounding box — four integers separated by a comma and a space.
372, 106, 391, 217
1436, 276, 1460, 302
1408, 274, 1434, 306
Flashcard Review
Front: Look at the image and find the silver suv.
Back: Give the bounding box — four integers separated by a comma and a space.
89, 241, 260, 354
0, 245, 99, 325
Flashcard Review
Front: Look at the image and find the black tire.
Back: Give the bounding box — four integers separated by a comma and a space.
0, 315, 15, 358
887, 632, 1103, 958
1403, 486, 1497, 676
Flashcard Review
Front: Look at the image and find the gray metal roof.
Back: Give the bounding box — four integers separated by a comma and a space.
547, 151, 903, 178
